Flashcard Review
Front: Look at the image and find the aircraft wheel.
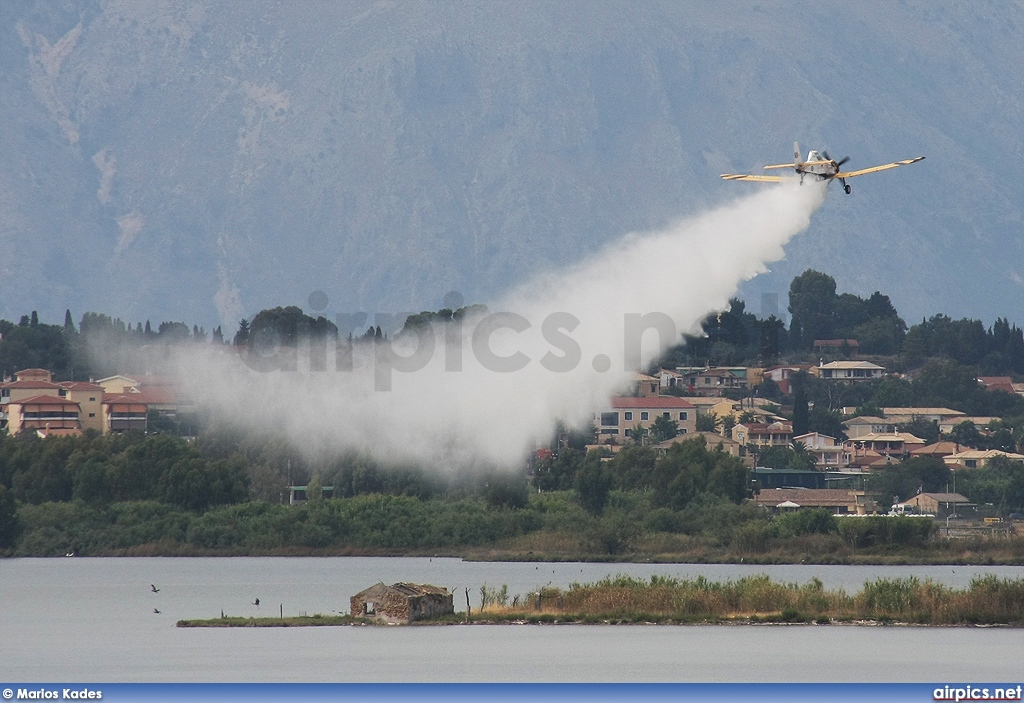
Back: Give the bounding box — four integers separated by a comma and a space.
844, 184, 851, 194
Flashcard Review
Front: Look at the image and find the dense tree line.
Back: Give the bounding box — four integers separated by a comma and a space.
5, 268, 1023, 379
0, 430, 247, 511
0, 310, 226, 380
533, 436, 749, 515
662, 269, 1024, 374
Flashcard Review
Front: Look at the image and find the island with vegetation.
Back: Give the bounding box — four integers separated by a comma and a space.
177, 574, 1024, 627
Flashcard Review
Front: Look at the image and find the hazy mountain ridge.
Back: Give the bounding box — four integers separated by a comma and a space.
2, 1, 1021, 330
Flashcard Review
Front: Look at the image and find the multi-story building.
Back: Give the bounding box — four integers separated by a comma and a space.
793, 432, 849, 469
101, 395, 149, 433
594, 396, 696, 442
815, 360, 885, 381
843, 416, 896, 438
5, 395, 81, 434
731, 421, 793, 447
57, 381, 105, 433
675, 366, 752, 396
944, 449, 1024, 469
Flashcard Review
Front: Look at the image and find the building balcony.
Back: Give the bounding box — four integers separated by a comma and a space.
108, 418, 147, 431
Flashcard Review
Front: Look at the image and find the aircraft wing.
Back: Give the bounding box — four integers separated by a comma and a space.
835, 156, 925, 179
720, 174, 783, 182
762, 163, 794, 170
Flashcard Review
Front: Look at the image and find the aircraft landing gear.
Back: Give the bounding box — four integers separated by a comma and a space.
844, 183, 851, 194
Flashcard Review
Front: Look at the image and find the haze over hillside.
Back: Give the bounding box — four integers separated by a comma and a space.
2, 1, 1021, 331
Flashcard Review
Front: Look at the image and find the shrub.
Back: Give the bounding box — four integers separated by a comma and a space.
775, 508, 837, 537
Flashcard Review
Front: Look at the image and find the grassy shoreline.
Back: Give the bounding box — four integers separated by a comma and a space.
9, 494, 1024, 564
177, 574, 1024, 628
8, 543, 1024, 565
14, 536, 1022, 565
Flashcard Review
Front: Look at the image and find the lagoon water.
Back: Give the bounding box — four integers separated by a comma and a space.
2, 557, 1022, 682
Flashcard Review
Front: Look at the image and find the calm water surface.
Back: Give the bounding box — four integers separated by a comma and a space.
2, 557, 1022, 682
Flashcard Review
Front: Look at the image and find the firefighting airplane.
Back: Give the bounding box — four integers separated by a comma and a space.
720, 142, 924, 194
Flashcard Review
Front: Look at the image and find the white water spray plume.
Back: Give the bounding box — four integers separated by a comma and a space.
177, 181, 827, 471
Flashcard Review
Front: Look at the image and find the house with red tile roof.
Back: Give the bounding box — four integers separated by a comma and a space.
977, 376, 1016, 394
11, 368, 53, 382
909, 441, 965, 460
4, 395, 82, 435
101, 395, 149, 433
2, 368, 153, 435
97, 373, 188, 421
0, 378, 65, 407
731, 421, 793, 447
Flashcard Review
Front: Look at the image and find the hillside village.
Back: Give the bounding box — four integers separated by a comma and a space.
3, 354, 1022, 527
2, 268, 1024, 556
587, 364, 1024, 524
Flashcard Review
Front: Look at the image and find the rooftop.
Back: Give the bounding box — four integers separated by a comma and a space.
610, 396, 696, 409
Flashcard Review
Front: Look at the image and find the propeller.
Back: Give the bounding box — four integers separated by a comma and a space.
822, 150, 850, 168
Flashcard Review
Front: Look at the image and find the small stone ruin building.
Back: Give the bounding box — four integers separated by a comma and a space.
350, 582, 454, 623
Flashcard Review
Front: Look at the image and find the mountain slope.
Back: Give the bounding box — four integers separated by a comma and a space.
1, 1, 1021, 329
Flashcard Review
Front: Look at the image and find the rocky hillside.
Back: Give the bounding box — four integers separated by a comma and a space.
2, 1, 1021, 329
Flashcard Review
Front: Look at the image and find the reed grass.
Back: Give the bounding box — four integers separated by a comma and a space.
486, 574, 1024, 625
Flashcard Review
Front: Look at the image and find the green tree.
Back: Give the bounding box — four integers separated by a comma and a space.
753, 378, 785, 403
575, 455, 613, 515
898, 418, 939, 444
791, 371, 810, 436
628, 423, 648, 445
956, 456, 1024, 513
0, 318, 74, 379
758, 446, 815, 472
807, 407, 847, 441
233, 319, 250, 346
948, 421, 983, 449
0, 484, 22, 549
695, 413, 720, 432
775, 508, 837, 536
873, 378, 914, 408
484, 473, 529, 509
867, 457, 951, 505
788, 270, 837, 349
71, 459, 110, 506
706, 453, 749, 503
532, 447, 587, 492
649, 415, 679, 443
306, 472, 324, 502
608, 446, 658, 491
